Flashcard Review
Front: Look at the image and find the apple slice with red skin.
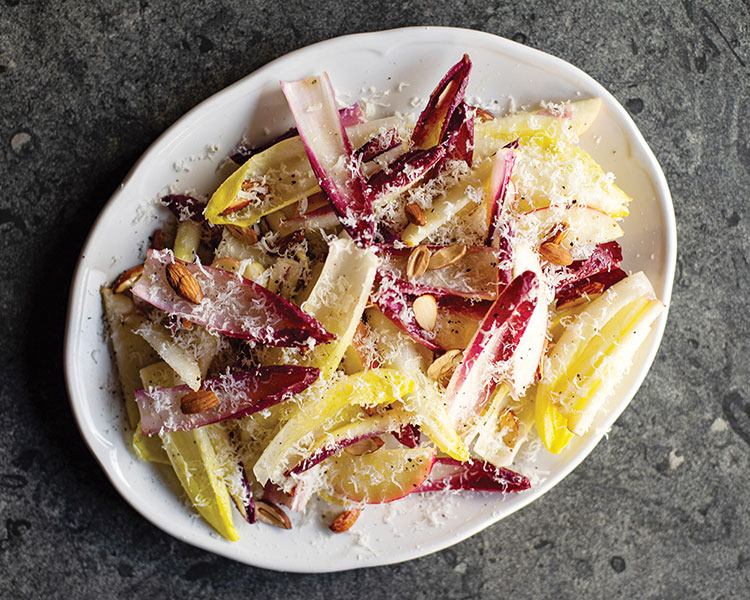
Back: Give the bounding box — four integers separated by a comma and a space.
278, 204, 340, 237
517, 205, 623, 250
445, 270, 539, 433
321, 446, 437, 504
375, 244, 500, 301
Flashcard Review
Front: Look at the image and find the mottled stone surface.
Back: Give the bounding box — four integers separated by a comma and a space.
1, 1, 749, 598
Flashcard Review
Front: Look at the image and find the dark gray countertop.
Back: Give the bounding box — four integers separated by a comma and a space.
2, 1, 749, 598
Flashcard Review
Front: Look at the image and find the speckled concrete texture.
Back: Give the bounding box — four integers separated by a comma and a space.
1, 1, 749, 598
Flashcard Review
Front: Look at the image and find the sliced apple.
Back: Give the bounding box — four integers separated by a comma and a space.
516, 205, 623, 252
289, 406, 413, 475
401, 158, 493, 247
321, 446, 436, 504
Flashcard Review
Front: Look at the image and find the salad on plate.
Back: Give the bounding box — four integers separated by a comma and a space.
101, 54, 663, 541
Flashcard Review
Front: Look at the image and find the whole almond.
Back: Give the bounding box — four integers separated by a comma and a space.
413, 294, 438, 331
180, 389, 219, 414
429, 244, 467, 270
344, 437, 384, 457
330, 508, 361, 533
539, 242, 573, 266
406, 245, 431, 280
151, 229, 165, 251
498, 408, 519, 448
256, 499, 292, 530
404, 203, 427, 226
427, 349, 463, 381
113, 264, 144, 294
226, 224, 258, 246
165, 262, 203, 304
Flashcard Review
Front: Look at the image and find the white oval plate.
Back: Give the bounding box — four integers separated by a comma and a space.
64, 27, 675, 572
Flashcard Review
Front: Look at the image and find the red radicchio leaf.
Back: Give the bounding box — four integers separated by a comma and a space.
416, 457, 530, 493
445, 270, 539, 429
355, 128, 403, 162
135, 366, 320, 434
556, 267, 628, 307
281, 75, 374, 246
160, 194, 207, 222
393, 424, 421, 448
131, 250, 335, 346
555, 241, 623, 294
412, 55, 472, 150
366, 145, 446, 202
371, 275, 491, 352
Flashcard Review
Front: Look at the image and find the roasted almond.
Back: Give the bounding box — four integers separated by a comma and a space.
539, 242, 573, 266
211, 257, 241, 273
413, 294, 438, 331
256, 499, 292, 530
498, 408, 519, 448
240, 179, 264, 193
330, 508, 361, 533
580, 281, 605, 296
404, 203, 427, 226
226, 224, 258, 245
165, 262, 203, 304
545, 223, 570, 247
344, 437, 384, 457
474, 107, 495, 122
427, 349, 463, 381
406, 245, 431, 280
220, 198, 251, 216
151, 229, 165, 251
429, 244, 467, 270
112, 264, 144, 294
180, 389, 218, 414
